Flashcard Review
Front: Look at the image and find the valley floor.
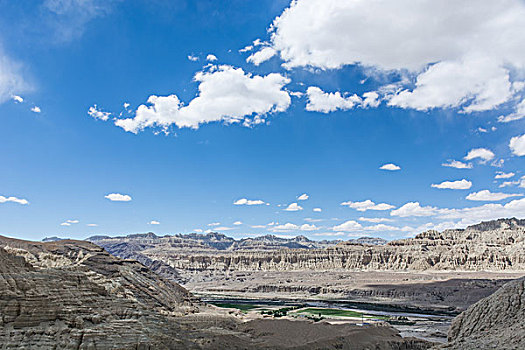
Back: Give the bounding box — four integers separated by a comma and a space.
184, 270, 525, 313
185, 270, 525, 345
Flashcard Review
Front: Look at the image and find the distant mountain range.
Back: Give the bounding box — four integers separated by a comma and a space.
84, 233, 386, 283
86, 232, 387, 251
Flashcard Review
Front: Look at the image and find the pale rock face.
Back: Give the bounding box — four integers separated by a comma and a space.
92, 218, 525, 276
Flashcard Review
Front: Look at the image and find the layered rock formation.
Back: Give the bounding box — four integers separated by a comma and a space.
0, 235, 199, 348
88, 218, 525, 313
444, 276, 525, 349
90, 218, 524, 275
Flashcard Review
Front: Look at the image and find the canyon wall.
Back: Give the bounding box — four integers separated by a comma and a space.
91, 218, 525, 275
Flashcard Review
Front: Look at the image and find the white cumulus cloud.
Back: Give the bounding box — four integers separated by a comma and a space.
442, 160, 473, 169
239, 45, 253, 53
210, 226, 234, 233
206, 54, 217, 61
104, 193, 132, 202
358, 217, 393, 223
439, 197, 525, 226
313, 207, 322, 212
362, 91, 380, 108
305, 86, 361, 113
212, 226, 233, 231
300, 223, 318, 231
341, 200, 395, 212
246, 47, 277, 66
114, 65, 291, 132
379, 163, 401, 171
284, 202, 303, 211
495, 172, 515, 179
88, 105, 111, 121
297, 193, 309, 200
431, 179, 472, 190
464, 148, 495, 162
509, 134, 525, 156
499, 181, 519, 188
391, 202, 439, 217
148, 220, 160, 225
385, 197, 525, 226
234, 198, 266, 205
466, 190, 523, 201
60, 219, 79, 226
31, 106, 41, 113
332, 220, 362, 232
388, 57, 513, 113
12, 95, 23, 103
268, 0, 525, 114
363, 224, 403, 232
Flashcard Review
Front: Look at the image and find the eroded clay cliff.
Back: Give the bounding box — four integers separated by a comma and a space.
91, 218, 525, 276
443, 276, 525, 349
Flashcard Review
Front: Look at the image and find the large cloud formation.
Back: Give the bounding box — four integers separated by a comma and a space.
391, 198, 525, 227
267, 0, 525, 114
115, 65, 291, 132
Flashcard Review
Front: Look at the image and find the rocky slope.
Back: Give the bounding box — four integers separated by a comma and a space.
0, 235, 201, 348
443, 276, 525, 349
0, 235, 434, 349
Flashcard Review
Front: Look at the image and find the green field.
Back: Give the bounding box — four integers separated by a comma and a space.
210, 303, 390, 320
295, 308, 389, 320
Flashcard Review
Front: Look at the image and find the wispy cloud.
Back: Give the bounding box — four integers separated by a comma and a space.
42, 0, 122, 43
0, 195, 28, 205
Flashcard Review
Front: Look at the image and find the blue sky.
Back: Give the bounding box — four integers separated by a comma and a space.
0, 0, 524, 241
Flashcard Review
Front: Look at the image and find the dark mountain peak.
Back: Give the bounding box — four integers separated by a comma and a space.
42, 236, 67, 242
467, 217, 525, 232
87, 235, 112, 241
204, 232, 231, 240
293, 235, 311, 242
127, 232, 159, 239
